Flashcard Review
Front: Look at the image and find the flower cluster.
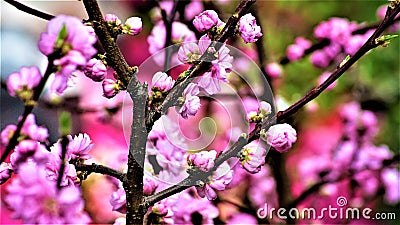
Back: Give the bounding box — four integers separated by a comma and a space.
196, 161, 233, 200
38, 15, 97, 94
179, 83, 201, 119
238, 13, 263, 43
238, 140, 267, 174
6, 66, 42, 102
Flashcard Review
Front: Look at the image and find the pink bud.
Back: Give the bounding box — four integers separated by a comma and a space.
84, 58, 107, 82
266, 123, 297, 153
104, 14, 121, 25
286, 44, 304, 62
238, 13, 262, 43
124, 17, 142, 35
102, 79, 119, 98
152, 72, 175, 91
143, 176, 158, 196
193, 10, 219, 32
265, 62, 282, 78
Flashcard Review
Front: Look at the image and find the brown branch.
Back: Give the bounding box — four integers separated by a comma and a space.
82, 0, 138, 89
75, 163, 126, 181
4, 0, 55, 21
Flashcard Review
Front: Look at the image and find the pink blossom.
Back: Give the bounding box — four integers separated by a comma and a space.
38, 15, 97, 94
187, 150, 217, 172
286, 44, 305, 62
193, 10, 219, 32
113, 217, 126, 225
248, 166, 278, 209
152, 72, 175, 91
179, 83, 201, 119
10, 140, 50, 169
352, 145, 393, 171
84, 58, 107, 82
110, 182, 127, 213
318, 72, 337, 91
143, 176, 158, 196
184, 0, 204, 20
177, 42, 200, 64
7, 66, 42, 98
259, 101, 272, 118
5, 163, 90, 224
238, 13, 263, 43
104, 14, 122, 25
147, 21, 196, 56
171, 191, 219, 224
294, 37, 312, 49
196, 161, 233, 200
310, 50, 331, 68
21, 114, 49, 142
51, 133, 93, 161
102, 79, 119, 98
45, 153, 78, 187
0, 162, 12, 184
266, 62, 282, 78
124, 17, 142, 35
227, 213, 258, 225
239, 140, 267, 174
1, 124, 16, 146
266, 123, 297, 153
381, 168, 400, 204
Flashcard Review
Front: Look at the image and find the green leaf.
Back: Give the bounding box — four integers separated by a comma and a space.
55, 24, 67, 49
59, 111, 71, 136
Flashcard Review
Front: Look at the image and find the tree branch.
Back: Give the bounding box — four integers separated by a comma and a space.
75, 163, 126, 181
82, 0, 138, 89
4, 0, 55, 21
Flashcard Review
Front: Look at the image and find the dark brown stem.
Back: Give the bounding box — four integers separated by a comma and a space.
56, 136, 69, 189
4, 0, 55, 21
1, 59, 56, 163
75, 163, 126, 181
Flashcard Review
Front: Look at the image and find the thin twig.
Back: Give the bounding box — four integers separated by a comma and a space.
4, 0, 55, 21
75, 163, 126, 181
56, 136, 69, 189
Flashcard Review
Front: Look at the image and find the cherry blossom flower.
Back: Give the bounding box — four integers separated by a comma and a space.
124, 17, 142, 35
10, 140, 50, 169
38, 15, 97, 94
152, 72, 175, 91
193, 10, 220, 32
177, 42, 200, 64
5, 163, 90, 224
45, 152, 78, 187
143, 175, 158, 196
238, 13, 262, 43
110, 182, 127, 213
381, 168, 400, 204
0, 162, 12, 184
50, 133, 93, 161
196, 161, 233, 200
187, 150, 217, 172
239, 140, 267, 174
6, 66, 42, 100
84, 58, 107, 82
102, 79, 119, 98
104, 14, 122, 25
265, 123, 297, 153
266, 62, 282, 78
179, 83, 201, 119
